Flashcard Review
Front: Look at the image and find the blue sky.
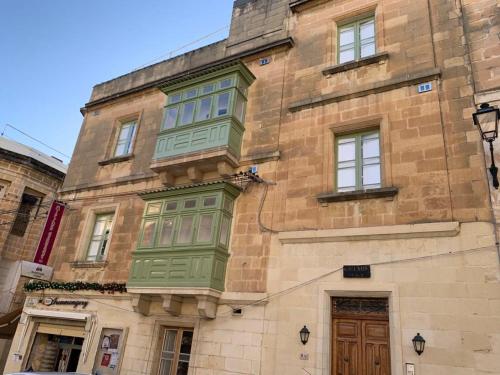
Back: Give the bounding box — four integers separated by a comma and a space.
0, 0, 234, 163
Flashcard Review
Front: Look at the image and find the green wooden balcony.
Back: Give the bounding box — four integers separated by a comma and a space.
150, 61, 255, 180
127, 182, 240, 292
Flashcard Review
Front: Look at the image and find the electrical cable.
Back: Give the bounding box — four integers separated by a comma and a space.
2, 124, 70, 159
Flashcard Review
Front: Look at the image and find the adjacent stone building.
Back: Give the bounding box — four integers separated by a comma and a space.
0, 137, 66, 373
5, 0, 500, 374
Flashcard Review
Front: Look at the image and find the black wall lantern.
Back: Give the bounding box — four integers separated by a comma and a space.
473, 103, 500, 189
299, 325, 310, 345
412, 333, 426, 356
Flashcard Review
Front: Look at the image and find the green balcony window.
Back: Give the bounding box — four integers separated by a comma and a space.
154, 62, 255, 163
128, 183, 240, 291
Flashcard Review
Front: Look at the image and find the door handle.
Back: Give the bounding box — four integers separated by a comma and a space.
344, 356, 349, 362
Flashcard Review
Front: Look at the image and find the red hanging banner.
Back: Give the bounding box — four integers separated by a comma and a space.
33, 201, 65, 265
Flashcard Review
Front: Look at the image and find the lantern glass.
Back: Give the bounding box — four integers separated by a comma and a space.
473, 103, 500, 142
412, 333, 425, 356
299, 325, 310, 345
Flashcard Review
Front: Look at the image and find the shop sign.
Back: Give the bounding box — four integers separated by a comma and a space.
40, 297, 89, 308
21, 261, 53, 281
343, 265, 371, 278
33, 201, 65, 265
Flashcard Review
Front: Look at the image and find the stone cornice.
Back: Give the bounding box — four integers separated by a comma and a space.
289, 67, 441, 112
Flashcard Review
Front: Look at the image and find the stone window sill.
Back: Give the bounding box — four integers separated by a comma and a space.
98, 154, 134, 166
322, 52, 389, 76
317, 186, 398, 203
70, 261, 108, 269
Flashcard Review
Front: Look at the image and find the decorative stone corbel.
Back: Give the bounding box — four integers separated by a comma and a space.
159, 170, 175, 186
187, 166, 203, 183
217, 161, 234, 177
196, 295, 218, 319
131, 295, 151, 316
162, 295, 183, 316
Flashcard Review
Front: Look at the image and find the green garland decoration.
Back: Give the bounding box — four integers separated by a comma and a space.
24, 280, 127, 294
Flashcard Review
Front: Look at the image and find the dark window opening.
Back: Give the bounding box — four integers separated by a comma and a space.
10, 193, 40, 237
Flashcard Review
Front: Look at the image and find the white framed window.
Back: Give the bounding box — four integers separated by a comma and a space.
86, 213, 114, 261
114, 121, 137, 157
336, 130, 381, 191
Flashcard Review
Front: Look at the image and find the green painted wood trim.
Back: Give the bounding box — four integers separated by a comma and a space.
140, 181, 241, 200
159, 61, 255, 94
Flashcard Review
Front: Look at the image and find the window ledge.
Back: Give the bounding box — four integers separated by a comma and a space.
322, 52, 389, 76
98, 154, 134, 166
317, 186, 398, 203
70, 261, 108, 269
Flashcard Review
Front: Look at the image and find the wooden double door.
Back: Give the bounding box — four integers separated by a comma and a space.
332, 298, 390, 375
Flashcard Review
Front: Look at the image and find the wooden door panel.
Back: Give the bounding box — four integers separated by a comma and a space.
332, 315, 390, 375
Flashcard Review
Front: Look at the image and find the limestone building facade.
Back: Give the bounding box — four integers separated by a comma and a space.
5, 0, 500, 374
0, 137, 66, 373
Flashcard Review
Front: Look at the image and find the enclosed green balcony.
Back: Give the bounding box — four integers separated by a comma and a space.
151, 61, 255, 182
127, 182, 240, 292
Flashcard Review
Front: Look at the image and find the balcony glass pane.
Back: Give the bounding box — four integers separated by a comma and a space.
203, 196, 216, 207
165, 201, 178, 212
177, 216, 194, 244
159, 218, 175, 246
216, 93, 230, 116
220, 78, 232, 89
141, 220, 157, 247
235, 93, 245, 122
180, 102, 195, 125
197, 214, 214, 242
184, 199, 197, 209
219, 216, 230, 246
202, 83, 214, 94
168, 93, 181, 104
196, 97, 212, 122
146, 202, 162, 215
163, 107, 178, 129
185, 89, 197, 99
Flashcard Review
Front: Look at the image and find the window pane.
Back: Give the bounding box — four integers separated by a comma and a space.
360, 20, 375, 40
362, 134, 380, 159
163, 330, 177, 352
196, 97, 212, 122
114, 142, 127, 157
223, 197, 233, 213
159, 218, 175, 246
159, 360, 172, 375
163, 107, 178, 129
87, 241, 100, 259
117, 124, 132, 142
235, 93, 245, 122
197, 214, 214, 242
169, 93, 181, 104
338, 139, 356, 162
361, 42, 376, 58
165, 201, 178, 211
185, 89, 197, 99
339, 26, 355, 47
220, 78, 232, 89
338, 167, 356, 191
146, 202, 162, 215
203, 196, 216, 207
177, 216, 194, 244
202, 84, 214, 94
141, 220, 157, 247
339, 49, 355, 63
184, 199, 196, 209
216, 93, 230, 116
180, 102, 195, 125
180, 331, 193, 355
363, 164, 381, 187
219, 216, 230, 246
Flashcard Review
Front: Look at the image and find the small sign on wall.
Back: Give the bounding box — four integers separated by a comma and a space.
406, 363, 415, 375
343, 265, 371, 278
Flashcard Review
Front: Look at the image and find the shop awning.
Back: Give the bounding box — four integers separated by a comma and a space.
0, 308, 22, 339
